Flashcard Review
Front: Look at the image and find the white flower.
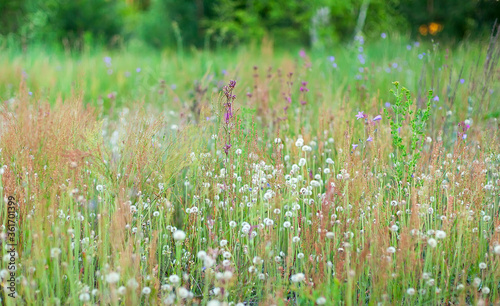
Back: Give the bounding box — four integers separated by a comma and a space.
295, 139, 304, 147
435, 230, 446, 239
79, 293, 90, 302
283, 221, 291, 228
482, 287, 490, 295
426, 137, 432, 143
427, 238, 437, 248
291, 273, 305, 282
96, 185, 104, 192
220, 240, 228, 247
298, 158, 306, 167
326, 158, 334, 164
142, 287, 151, 295
326, 232, 335, 239
407, 288, 416, 295
302, 145, 312, 152
297, 253, 304, 259
316, 297, 327, 305
223, 251, 231, 259
479, 262, 487, 269
229, 221, 237, 227
387, 247, 396, 254
207, 300, 221, 306
106, 272, 120, 284
235, 149, 242, 155
292, 236, 300, 243
390, 225, 399, 232
173, 230, 186, 241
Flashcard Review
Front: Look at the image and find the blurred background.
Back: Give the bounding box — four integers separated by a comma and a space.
1, 0, 500, 51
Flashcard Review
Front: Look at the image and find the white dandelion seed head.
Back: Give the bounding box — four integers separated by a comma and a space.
316, 297, 327, 305
291, 273, 305, 283
173, 230, 186, 241
117, 286, 126, 295
494, 245, 500, 255
127, 278, 139, 289
142, 287, 151, 295
79, 292, 90, 302
435, 230, 446, 239
302, 145, 312, 152
106, 272, 120, 284
169, 275, 180, 284
50, 248, 62, 258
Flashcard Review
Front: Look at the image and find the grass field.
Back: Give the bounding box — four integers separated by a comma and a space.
0, 33, 499, 305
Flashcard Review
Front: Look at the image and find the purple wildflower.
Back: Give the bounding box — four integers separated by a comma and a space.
352, 144, 358, 150
355, 111, 366, 120
136, 67, 141, 73
433, 96, 439, 102
381, 33, 387, 39
329, 56, 335, 62
385, 102, 391, 108
372, 115, 382, 121
460, 79, 465, 84
366, 136, 373, 142
299, 49, 306, 58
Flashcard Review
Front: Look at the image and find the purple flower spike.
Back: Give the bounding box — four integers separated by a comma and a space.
372, 115, 382, 121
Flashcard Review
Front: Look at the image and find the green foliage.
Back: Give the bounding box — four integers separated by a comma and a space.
30, 0, 124, 48
399, 0, 500, 39
2, 0, 500, 50
138, 0, 204, 49
384, 82, 431, 184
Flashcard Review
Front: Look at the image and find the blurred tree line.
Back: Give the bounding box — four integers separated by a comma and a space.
1, 0, 499, 50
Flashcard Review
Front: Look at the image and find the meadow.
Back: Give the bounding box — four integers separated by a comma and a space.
0, 33, 499, 305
